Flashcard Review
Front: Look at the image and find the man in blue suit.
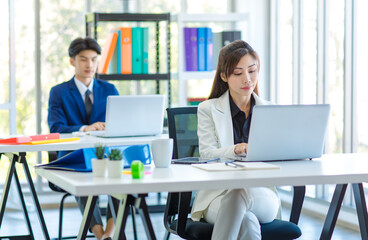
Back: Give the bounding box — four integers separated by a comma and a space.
48, 37, 118, 240
48, 38, 119, 134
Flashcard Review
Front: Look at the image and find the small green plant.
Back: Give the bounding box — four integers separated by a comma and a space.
94, 143, 106, 160
108, 148, 123, 161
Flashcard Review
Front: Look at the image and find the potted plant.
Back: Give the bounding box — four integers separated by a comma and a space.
91, 143, 107, 177
107, 148, 124, 178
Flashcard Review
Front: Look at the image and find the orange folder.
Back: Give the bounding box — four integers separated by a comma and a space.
120, 27, 132, 74
98, 32, 119, 74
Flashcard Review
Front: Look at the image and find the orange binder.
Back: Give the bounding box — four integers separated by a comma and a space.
120, 27, 132, 74
98, 32, 119, 74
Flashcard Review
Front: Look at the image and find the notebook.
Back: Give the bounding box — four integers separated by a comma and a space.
240, 104, 330, 162
88, 95, 165, 137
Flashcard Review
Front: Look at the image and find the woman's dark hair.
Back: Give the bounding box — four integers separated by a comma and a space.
68, 37, 101, 58
208, 40, 260, 99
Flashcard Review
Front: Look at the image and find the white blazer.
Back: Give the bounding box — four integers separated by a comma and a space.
191, 90, 279, 221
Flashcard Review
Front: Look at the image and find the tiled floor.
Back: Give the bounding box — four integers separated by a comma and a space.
0, 204, 361, 240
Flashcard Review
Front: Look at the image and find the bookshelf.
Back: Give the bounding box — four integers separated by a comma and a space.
85, 12, 171, 106
172, 13, 249, 106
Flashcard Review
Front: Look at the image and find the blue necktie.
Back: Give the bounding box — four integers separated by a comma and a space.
85, 89, 92, 122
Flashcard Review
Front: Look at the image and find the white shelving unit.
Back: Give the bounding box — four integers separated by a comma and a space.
172, 12, 249, 106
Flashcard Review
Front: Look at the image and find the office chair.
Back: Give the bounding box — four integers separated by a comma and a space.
164, 106, 305, 240
48, 151, 138, 240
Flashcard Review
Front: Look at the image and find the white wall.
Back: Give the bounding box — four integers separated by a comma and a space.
236, 0, 271, 99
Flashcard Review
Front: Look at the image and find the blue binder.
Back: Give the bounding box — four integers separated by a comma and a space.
132, 27, 143, 74
197, 27, 206, 71
142, 28, 149, 74
116, 29, 122, 73
205, 27, 213, 71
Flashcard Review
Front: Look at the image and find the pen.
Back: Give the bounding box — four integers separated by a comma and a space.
225, 162, 243, 168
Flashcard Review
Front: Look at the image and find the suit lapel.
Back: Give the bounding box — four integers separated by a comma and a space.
212, 91, 234, 147
68, 78, 87, 123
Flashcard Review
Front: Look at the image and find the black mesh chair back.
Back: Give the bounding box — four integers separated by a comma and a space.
167, 106, 199, 159
164, 106, 304, 240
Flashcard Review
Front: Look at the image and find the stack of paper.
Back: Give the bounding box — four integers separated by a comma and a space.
192, 162, 280, 172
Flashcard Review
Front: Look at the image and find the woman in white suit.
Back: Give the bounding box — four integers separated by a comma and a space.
191, 40, 280, 240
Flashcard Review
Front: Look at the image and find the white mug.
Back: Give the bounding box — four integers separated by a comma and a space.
151, 138, 173, 168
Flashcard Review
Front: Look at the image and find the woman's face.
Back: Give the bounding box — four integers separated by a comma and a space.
222, 54, 258, 100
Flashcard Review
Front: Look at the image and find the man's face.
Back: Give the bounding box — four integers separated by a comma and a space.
70, 49, 98, 82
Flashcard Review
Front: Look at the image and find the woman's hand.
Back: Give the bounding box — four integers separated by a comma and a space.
234, 143, 248, 156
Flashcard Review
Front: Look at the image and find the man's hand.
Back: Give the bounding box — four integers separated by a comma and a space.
234, 143, 248, 156
83, 122, 105, 132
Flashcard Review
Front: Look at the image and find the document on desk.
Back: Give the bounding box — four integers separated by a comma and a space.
192, 162, 280, 172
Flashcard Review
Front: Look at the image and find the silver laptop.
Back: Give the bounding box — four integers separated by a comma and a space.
242, 104, 330, 161
89, 95, 165, 137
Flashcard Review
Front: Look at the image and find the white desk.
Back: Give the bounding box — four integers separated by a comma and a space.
36, 153, 368, 240
0, 133, 167, 240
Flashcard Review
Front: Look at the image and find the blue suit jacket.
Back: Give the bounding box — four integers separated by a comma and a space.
48, 77, 119, 133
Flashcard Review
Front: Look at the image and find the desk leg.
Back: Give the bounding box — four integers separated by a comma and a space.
19, 153, 50, 240
320, 184, 347, 240
135, 194, 156, 240
13, 165, 34, 239
77, 195, 98, 240
0, 153, 16, 227
113, 195, 137, 240
352, 183, 368, 240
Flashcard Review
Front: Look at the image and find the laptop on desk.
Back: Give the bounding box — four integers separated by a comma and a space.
239, 104, 330, 162
88, 95, 165, 138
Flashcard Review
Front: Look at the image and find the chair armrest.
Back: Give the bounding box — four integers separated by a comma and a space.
289, 186, 306, 224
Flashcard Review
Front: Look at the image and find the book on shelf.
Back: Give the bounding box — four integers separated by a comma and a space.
132, 27, 143, 74
204, 27, 213, 71
108, 31, 119, 74
120, 27, 132, 74
212, 32, 222, 69
98, 27, 150, 75
197, 27, 206, 71
142, 27, 149, 74
222, 30, 242, 46
184, 27, 198, 71
116, 29, 122, 73
183, 28, 241, 72
98, 31, 118, 74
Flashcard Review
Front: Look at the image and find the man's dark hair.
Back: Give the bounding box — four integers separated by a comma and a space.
68, 37, 101, 58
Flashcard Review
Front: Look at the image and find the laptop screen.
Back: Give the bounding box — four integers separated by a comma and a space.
245, 104, 330, 161
103, 95, 165, 137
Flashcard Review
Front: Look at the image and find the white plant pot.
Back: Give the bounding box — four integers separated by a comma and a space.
91, 158, 107, 178
107, 160, 124, 178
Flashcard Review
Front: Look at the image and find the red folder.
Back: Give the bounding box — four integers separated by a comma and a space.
0, 133, 60, 145
29, 133, 60, 141
0, 136, 31, 144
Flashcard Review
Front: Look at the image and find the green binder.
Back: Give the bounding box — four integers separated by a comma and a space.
142, 28, 149, 74
132, 27, 143, 74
